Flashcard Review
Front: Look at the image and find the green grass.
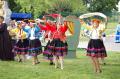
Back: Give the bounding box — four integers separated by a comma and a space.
106, 22, 117, 29
105, 22, 117, 35
0, 49, 120, 79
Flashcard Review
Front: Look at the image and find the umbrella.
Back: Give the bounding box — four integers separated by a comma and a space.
79, 12, 107, 31
79, 12, 107, 22
79, 12, 108, 37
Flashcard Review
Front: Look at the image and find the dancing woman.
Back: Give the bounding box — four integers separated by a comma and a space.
52, 21, 68, 69
24, 22, 42, 65
86, 19, 107, 73
12, 22, 29, 62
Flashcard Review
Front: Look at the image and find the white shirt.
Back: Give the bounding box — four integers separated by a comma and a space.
90, 28, 99, 39
30, 28, 35, 40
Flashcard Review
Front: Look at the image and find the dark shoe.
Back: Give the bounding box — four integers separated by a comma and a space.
18, 59, 22, 62
49, 62, 54, 65
98, 70, 102, 73
103, 63, 106, 65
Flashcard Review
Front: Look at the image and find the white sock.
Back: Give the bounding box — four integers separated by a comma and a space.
54, 57, 58, 68
60, 59, 64, 70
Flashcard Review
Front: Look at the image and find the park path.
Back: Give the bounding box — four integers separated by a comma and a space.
78, 36, 120, 52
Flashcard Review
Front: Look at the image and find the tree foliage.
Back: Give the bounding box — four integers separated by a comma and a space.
83, 0, 119, 13
8, 0, 87, 18
49, 0, 88, 16
8, 0, 53, 18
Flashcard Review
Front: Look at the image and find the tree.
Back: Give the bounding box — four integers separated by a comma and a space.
8, 0, 53, 18
8, 0, 22, 12
50, 0, 87, 17
83, 0, 119, 13
71, 0, 88, 16
50, 0, 72, 17
8, 0, 87, 18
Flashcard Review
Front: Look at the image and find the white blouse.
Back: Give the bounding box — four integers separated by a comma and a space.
30, 28, 35, 40
90, 28, 100, 39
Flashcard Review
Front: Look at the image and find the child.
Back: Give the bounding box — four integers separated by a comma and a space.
86, 19, 107, 73
12, 21, 29, 62
24, 21, 42, 65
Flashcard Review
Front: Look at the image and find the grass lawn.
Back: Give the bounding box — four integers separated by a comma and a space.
0, 49, 120, 79
105, 22, 117, 35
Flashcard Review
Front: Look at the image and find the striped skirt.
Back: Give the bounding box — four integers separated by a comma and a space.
13, 39, 29, 55
86, 39, 107, 58
51, 38, 68, 56
28, 39, 42, 56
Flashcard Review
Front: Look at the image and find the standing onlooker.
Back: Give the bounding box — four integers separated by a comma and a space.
0, 16, 14, 60
115, 22, 120, 43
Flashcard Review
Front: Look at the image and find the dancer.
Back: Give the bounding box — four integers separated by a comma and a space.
86, 19, 107, 73
12, 21, 29, 62
8, 20, 17, 49
43, 20, 56, 65
52, 19, 68, 69
38, 19, 55, 65
24, 21, 42, 65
